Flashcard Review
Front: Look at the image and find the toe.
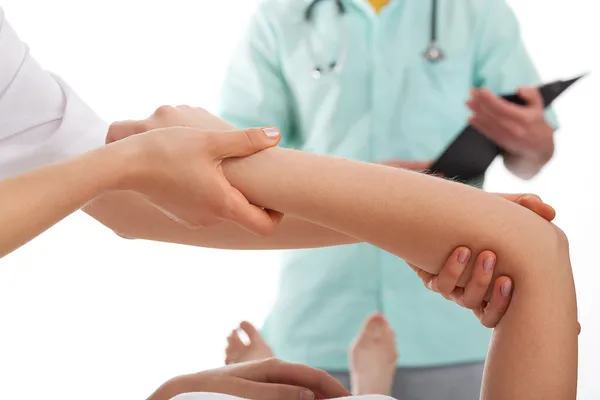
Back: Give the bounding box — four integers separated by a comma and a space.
240, 321, 261, 341
363, 313, 389, 338
229, 329, 245, 349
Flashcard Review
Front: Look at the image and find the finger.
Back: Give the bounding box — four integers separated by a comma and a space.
517, 195, 556, 221
407, 262, 437, 290
517, 87, 544, 109
243, 359, 351, 399
223, 186, 284, 236
228, 330, 244, 348
469, 94, 525, 138
473, 88, 530, 124
444, 286, 465, 303
461, 251, 496, 309
493, 193, 556, 221
433, 247, 471, 294
106, 120, 151, 144
494, 193, 541, 203
210, 128, 282, 159
475, 276, 513, 328
225, 330, 245, 364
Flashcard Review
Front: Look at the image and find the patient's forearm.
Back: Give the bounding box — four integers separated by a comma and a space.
224, 147, 552, 282
482, 241, 577, 400
222, 147, 577, 399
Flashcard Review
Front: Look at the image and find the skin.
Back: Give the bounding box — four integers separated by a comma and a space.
0, 107, 576, 399
101, 106, 559, 325
147, 358, 351, 400
1, 105, 555, 327
108, 108, 576, 399
219, 136, 577, 400
0, 128, 283, 259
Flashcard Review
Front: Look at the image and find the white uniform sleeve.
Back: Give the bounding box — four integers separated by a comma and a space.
0, 7, 107, 179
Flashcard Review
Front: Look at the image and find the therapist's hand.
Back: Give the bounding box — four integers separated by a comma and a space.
408, 193, 556, 328
107, 106, 283, 235
467, 88, 555, 166
147, 358, 351, 400
110, 125, 283, 234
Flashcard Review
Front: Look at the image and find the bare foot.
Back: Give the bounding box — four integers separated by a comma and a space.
225, 321, 274, 365
349, 313, 398, 396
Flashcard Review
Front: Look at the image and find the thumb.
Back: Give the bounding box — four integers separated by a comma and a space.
210, 127, 282, 159
517, 87, 544, 109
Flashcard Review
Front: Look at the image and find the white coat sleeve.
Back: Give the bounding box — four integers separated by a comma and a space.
0, 7, 107, 179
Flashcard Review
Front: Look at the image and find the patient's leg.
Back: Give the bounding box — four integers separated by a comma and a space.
350, 313, 398, 396
224, 321, 273, 365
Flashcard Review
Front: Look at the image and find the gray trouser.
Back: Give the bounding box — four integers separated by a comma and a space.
327, 362, 484, 400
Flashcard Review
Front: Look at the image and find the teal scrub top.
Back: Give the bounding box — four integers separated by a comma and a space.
218, 0, 558, 370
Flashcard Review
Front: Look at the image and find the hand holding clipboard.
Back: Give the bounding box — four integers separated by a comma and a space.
429, 74, 586, 183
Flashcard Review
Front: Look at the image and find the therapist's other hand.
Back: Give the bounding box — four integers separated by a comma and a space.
467, 88, 554, 163
379, 160, 432, 172
148, 358, 351, 400
408, 193, 555, 328
107, 105, 236, 144
113, 125, 283, 235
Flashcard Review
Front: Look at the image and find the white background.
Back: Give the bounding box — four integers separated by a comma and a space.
0, 0, 598, 398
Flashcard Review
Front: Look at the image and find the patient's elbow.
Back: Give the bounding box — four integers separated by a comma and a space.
552, 225, 571, 257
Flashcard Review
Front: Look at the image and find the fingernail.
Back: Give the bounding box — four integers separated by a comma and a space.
262, 127, 280, 138
484, 256, 495, 272
301, 390, 315, 400
457, 249, 470, 264
501, 281, 512, 297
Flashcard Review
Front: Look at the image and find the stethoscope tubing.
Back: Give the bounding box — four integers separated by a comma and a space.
305, 0, 443, 78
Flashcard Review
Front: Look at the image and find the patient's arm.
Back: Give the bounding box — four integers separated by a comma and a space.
217, 142, 577, 400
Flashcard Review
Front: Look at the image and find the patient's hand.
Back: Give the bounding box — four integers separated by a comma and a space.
408, 193, 556, 328
147, 358, 351, 400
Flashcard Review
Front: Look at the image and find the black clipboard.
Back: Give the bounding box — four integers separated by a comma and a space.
429, 74, 585, 183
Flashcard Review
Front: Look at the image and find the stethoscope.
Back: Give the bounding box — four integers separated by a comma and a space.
305, 0, 444, 79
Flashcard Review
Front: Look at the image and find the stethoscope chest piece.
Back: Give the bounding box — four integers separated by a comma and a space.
423, 42, 444, 62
